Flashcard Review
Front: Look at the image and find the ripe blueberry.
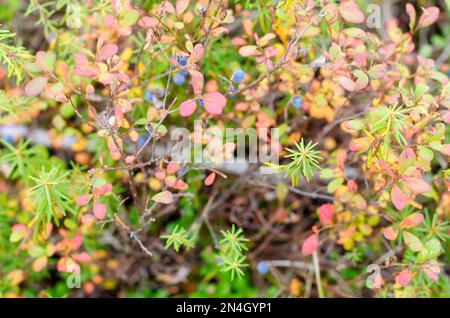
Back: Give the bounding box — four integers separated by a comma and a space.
231, 69, 245, 83
292, 96, 302, 108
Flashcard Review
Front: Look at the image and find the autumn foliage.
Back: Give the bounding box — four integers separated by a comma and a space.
0, 0, 450, 298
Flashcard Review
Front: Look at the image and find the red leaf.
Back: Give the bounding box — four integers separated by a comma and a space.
204, 172, 216, 186
93, 202, 106, 220
179, 99, 197, 117
401, 177, 431, 194
24, 76, 48, 97
318, 203, 334, 225
203, 92, 227, 115
76, 194, 92, 206
391, 184, 407, 210
301, 234, 319, 256
96, 44, 118, 61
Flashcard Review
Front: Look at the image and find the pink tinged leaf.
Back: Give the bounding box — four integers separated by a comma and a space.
189, 70, 204, 96
125, 155, 136, 164
81, 214, 96, 224
301, 234, 319, 256
151, 191, 174, 204
24, 76, 48, 97
96, 44, 118, 61
179, 99, 197, 117
74, 54, 89, 64
418, 7, 440, 28
396, 268, 413, 287
401, 177, 431, 194
189, 44, 205, 63
166, 163, 180, 174
337, 76, 356, 91
107, 138, 122, 161
204, 172, 216, 186
174, 180, 188, 191
155, 170, 166, 180
93, 202, 106, 220
318, 203, 334, 225
442, 111, 450, 124
76, 194, 92, 206
176, 0, 189, 15
383, 227, 398, 241
93, 183, 112, 196
239, 45, 262, 57
339, 1, 365, 24
74, 64, 97, 77
440, 144, 450, 156
164, 176, 177, 188
138, 16, 157, 28
35, 51, 47, 71
422, 261, 440, 282
348, 137, 370, 152
231, 37, 247, 46
400, 147, 416, 162
32, 257, 48, 272
400, 213, 424, 229
203, 92, 227, 115
71, 252, 91, 263
159, 1, 175, 14
391, 184, 408, 210
406, 4, 416, 30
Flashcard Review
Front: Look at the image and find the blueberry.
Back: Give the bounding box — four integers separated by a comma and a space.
197, 99, 204, 107
292, 96, 302, 108
176, 56, 188, 67
231, 69, 245, 83
144, 90, 153, 102
173, 73, 186, 86
179, 70, 188, 76
137, 133, 150, 148
4, 135, 15, 145
256, 261, 270, 275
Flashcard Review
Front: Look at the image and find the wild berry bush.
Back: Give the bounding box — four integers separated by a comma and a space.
0, 0, 449, 298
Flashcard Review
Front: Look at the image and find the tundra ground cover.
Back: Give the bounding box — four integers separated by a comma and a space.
0, 0, 449, 298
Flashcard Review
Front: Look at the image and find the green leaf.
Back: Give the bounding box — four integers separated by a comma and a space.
327, 178, 344, 193
417, 238, 442, 263
403, 231, 423, 252
121, 9, 139, 27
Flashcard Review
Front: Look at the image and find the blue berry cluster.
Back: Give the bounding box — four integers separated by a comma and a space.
176, 56, 188, 67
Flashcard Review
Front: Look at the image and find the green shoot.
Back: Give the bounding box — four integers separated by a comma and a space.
217, 225, 249, 280
266, 138, 322, 185
161, 225, 195, 252
27, 167, 73, 237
